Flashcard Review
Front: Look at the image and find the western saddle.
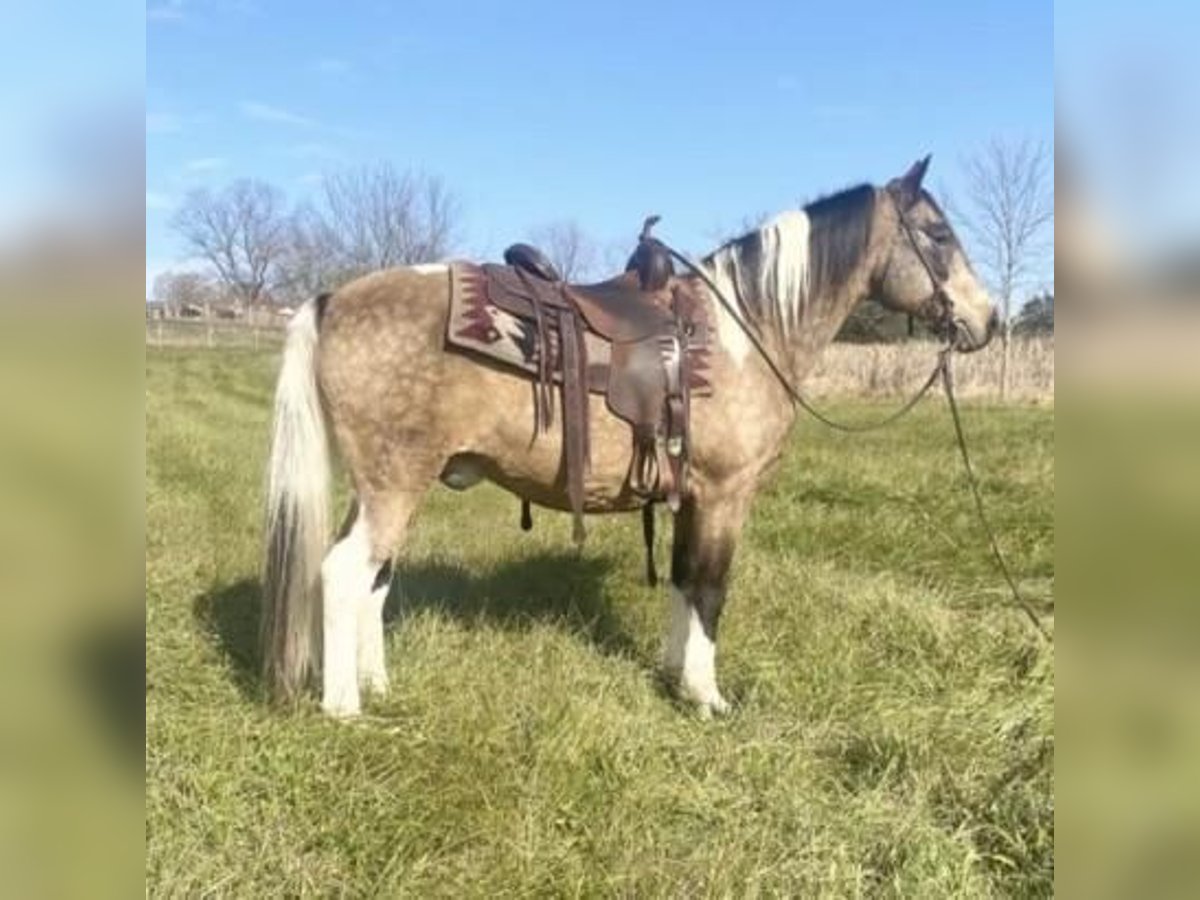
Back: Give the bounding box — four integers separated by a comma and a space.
447, 217, 710, 566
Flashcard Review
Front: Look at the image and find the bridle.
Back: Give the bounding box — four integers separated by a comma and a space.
659, 188, 957, 433
884, 183, 959, 348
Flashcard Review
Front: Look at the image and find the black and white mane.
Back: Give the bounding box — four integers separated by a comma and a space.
702, 185, 876, 360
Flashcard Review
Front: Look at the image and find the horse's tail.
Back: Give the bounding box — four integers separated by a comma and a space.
261, 296, 330, 704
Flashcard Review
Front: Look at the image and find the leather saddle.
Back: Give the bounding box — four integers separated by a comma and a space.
504, 216, 677, 343
449, 217, 708, 548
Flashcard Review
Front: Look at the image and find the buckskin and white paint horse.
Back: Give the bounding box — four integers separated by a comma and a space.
261, 157, 997, 718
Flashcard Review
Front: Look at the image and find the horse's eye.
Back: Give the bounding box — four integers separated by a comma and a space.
926, 225, 953, 245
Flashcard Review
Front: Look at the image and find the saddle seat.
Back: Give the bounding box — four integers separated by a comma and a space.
566, 272, 673, 343
503, 225, 675, 343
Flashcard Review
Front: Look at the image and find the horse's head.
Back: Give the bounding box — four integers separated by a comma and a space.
872, 156, 998, 352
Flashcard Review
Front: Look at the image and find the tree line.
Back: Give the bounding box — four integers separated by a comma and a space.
157, 139, 1053, 380
156, 163, 459, 313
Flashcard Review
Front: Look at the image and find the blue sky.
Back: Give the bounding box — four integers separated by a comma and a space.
0, 4, 142, 238
1057, 0, 1200, 257
148, 0, 1052, 291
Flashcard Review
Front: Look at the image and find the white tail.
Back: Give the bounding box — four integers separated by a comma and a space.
261, 299, 330, 703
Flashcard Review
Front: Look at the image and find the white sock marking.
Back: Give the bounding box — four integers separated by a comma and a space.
357, 577, 390, 695
664, 586, 728, 714
321, 516, 376, 717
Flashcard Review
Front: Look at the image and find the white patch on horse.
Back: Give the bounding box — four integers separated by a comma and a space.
758, 210, 810, 333
357, 568, 391, 696
702, 210, 810, 366
703, 247, 754, 365
409, 263, 449, 275
320, 514, 378, 717
664, 586, 729, 716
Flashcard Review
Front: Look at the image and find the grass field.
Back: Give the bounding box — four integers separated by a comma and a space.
146, 347, 1054, 897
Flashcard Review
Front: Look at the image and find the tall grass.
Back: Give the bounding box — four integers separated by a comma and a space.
146, 347, 1053, 896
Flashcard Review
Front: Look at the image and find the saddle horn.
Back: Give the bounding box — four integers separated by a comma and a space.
627, 214, 673, 291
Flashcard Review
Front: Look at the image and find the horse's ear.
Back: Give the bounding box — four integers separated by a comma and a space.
907, 154, 932, 188
888, 155, 932, 205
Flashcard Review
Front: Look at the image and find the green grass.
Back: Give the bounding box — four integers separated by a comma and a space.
146, 347, 1053, 897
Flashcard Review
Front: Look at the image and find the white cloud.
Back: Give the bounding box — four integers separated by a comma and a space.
184, 156, 228, 172
314, 57, 350, 75
287, 142, 342, 160
147, 0, 185, 22
147, 112, 182, 134
812, 104, 872, 120
239, 101, 317, 128
146, 191, 175, 211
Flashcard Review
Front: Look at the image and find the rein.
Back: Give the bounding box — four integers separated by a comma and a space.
940, 357, 1052, 642
655, 208, 1052, 643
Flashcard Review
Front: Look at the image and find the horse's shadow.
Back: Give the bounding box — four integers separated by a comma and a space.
194, 551, 640, 700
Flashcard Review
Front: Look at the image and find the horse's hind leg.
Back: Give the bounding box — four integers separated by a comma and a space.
321, 484, 431, 717
357, 554, 394, 697
332, 499, 391, 698
320, 511, 378, 717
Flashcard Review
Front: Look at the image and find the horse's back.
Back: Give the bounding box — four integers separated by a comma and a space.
320, 265, 451, 346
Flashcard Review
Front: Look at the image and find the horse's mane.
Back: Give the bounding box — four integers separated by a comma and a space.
702, 183, 876, 333
804, 183, 876, 301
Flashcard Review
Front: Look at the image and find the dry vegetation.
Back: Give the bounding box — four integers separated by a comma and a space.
807, 336, 1054, 402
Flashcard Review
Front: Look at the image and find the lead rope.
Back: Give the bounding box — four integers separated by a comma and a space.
940, 355, 1052, 642
658, 240, 1051, 643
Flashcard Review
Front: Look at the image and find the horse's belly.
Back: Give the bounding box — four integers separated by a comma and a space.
467, 393, 644, 514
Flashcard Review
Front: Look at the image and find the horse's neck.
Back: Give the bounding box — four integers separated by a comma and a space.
738, 261, 869, 391
698, 224, 874, 398
785, 278, 869, 382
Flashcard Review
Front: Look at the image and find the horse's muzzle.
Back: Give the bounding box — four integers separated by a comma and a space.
954, 307, 999, 353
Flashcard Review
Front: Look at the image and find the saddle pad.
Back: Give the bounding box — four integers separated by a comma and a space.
445, 263, 711, 396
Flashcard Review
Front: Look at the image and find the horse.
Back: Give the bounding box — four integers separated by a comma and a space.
261, 156, 998, 719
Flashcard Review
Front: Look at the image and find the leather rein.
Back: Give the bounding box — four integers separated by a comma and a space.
655, 191, 1052, 642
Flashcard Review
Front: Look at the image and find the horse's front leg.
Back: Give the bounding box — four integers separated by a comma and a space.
665, 492, 751, 717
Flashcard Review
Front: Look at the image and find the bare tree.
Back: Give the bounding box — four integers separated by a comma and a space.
316, 163, 459, 275
275, 202, 347, 308
955, 138, 1053, 399
169, 179, 289, 310
152, 270, 216, 316
526, 220, 599, 281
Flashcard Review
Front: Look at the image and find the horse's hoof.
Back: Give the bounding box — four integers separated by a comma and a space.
322, 697, 361, 719
696, 692, 731, 720
359, 675, 390, 697
680, 686, 730, 719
